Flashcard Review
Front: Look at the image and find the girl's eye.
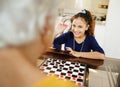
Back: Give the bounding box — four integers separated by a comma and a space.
72, 24, 75, 27
72, 24, 83, 29
78, 25, 83, 28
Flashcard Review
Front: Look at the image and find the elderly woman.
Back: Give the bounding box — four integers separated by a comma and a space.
0, 0, 79, 87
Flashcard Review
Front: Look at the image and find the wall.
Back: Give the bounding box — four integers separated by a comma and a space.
94, 24, 105, 50
58, 0, 75, 9
104, 0, 120, 58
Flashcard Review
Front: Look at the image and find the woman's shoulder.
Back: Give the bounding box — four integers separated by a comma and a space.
33, 76, 79, 87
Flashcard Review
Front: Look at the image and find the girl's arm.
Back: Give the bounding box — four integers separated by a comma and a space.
66, 47, 105, 60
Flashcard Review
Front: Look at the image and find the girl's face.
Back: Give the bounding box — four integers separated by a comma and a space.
71, 17, 89, 38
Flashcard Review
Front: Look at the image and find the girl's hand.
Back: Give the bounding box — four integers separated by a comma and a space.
66, 47, 73, 54
54, 23, 68, 37
66, 47, 80, 57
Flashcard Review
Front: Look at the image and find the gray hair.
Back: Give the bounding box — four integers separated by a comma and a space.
0, 0, 59, 47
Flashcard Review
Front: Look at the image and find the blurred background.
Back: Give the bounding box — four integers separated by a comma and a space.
55, 0, 120, 59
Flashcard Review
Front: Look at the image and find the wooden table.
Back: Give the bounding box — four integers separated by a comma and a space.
38, 49, 120, 87
40, 49, 104, 68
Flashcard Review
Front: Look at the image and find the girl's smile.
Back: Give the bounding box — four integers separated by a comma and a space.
71, 17, 89, 38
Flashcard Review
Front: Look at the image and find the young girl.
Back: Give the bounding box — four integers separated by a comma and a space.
53, 9, 105, 60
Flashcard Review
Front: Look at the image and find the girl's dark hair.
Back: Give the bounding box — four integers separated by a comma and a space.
70, 9, 95, 36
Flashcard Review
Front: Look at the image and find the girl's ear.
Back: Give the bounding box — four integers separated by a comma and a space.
69, 28, 73, 32
85, 24, 89, 30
